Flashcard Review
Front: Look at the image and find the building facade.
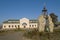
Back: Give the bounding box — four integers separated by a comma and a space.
3, 18, 38, 29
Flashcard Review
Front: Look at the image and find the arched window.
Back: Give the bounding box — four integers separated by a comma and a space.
12, 25, 13, 28
30, 25, 31, 27
22, 23, 27, 28
9, 25, 10, 28
32, 25, 34, 27
35, 25, 36, 27
18, 25, 20, 28
15, 25, 16, 28
22, 23, 27, 26
4, 26, 6, 28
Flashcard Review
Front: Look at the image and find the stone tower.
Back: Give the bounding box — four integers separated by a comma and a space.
38, 5, 54, 32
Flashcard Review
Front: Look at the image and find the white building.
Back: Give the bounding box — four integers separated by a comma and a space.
3, 18, 38, 29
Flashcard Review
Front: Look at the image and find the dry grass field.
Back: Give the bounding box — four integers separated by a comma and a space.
0, 29, 60, 40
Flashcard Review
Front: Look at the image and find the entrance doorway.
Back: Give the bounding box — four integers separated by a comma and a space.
22, 22, 27, 28
24, 26, 26, 28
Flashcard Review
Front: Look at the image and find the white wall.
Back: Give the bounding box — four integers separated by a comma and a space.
29, 23, 38, 28
3, 23, 20, 29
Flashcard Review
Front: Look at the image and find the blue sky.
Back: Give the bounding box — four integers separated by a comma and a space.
0, 0, 60, 23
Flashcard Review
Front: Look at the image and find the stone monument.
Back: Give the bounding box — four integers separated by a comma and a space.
38, 5, 54, 32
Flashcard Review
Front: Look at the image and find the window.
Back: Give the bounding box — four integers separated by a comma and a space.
9, 25, 10, 28
4, 26, 6, 28
15, 25, 16, 27
32, 25, 34, 27
35, 25, 36, 27
30, 25, 31, 27
22, 23, 27, 26
12, 25, 13, 28
18, 25, 20, 28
